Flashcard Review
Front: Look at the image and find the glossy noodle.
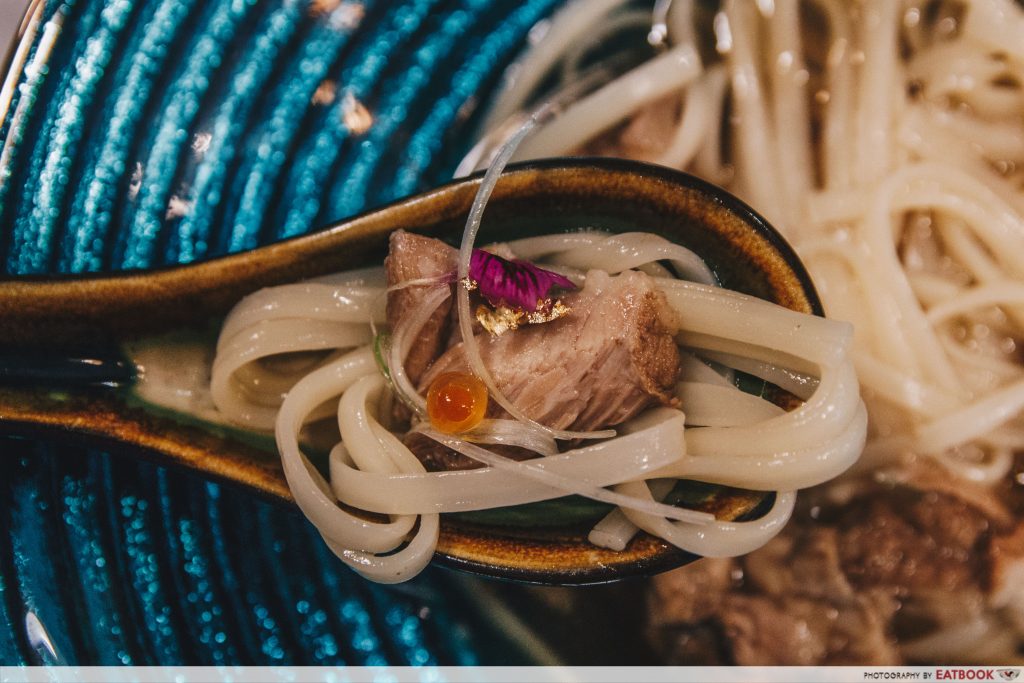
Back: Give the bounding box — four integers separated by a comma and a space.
467, 0, 1024, 663
211, 132, 864, 583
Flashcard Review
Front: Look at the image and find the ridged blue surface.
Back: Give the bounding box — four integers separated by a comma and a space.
0, 0, 562, 665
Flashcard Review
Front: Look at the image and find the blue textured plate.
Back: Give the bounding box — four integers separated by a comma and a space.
0, 0, 579, 665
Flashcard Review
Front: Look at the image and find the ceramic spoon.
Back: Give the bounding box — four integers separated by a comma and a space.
0, 158, 821, 585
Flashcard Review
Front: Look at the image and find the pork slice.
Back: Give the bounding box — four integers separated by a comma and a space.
743, 527, 855, 601
384, 230, 457, 384
419, 269, 680, 431
654, 622, 733, 665
875, 461, 1014, 529
986, 521, 1024, 611
834, 489, 991, 595
408, 269, 681, 470
646, 560, 738, 665
983, 524, 1024, 659
648, 558, 737, 627
649, 535, 903, 664
717, 592, 900, 665
649, 532, 899, 665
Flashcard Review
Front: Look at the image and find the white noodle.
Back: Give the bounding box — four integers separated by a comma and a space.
588, 478, 676, 551
453, 419, 559, 456
418, 426, 717, 524
331, 408, 691, 515
481, 0, 630, 131
617, 482, 797, 557
212, 229, 863, 582
546, 232, 716, 285
675, 382, 785, 427
456, 107, 615, 442
513, 41, 702, 161
387, 285, 450, 415
461, 0, 1024, 658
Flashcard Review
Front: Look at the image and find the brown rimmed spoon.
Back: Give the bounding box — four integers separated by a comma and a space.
0, 157, 821, 585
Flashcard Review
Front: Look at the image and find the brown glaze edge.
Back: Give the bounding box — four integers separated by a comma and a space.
0, 388, 292, 502
0, 159, 821, 348
0, 159, 821, 583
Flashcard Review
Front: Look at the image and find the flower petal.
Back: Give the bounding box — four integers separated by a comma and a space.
469, 249, 576, 311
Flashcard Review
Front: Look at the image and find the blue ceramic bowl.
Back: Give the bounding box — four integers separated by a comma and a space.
0, 0, 570, 665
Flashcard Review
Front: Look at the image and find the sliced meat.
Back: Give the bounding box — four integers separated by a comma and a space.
987, 521, 1024, 610
384, 230, 457, 385
648, 558, 737, 627
744, 527, 855, 601
875, 461, 1014, 529
650, 528, 899, 665
419, 269, 681, 431
834, 489, 991, 595
718, 592, 900, 665
409, 268, 681, 470
654, 623, 733, 666
384, 232, 681, 470
646, 559, 738, 665
648, 479, 1016, 665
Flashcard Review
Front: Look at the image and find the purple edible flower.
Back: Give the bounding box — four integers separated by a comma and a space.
469, 249, 576, 312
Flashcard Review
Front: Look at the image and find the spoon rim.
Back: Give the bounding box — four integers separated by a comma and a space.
0, 157, 822, 585
0, 157, 821, 318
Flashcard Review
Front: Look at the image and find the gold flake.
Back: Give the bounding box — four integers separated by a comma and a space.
475, 299, 571, 337
526, 298, 571, 325
476, 304, 524, 336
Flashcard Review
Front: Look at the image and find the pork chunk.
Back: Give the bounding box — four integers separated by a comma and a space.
718, 592, 900, 665
419, 269, 681, 431
384, 232, 681, 470
834, 490, 990, 595
408, 268, 681, 470
744, 527, 855, 601
384, 230, 457, 384
647, 558, 737, 627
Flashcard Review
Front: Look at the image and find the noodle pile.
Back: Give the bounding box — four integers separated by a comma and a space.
468, 0, 1024, 663
211, 230, 864, 583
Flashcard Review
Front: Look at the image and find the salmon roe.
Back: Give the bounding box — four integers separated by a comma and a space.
426, 372, 488, 434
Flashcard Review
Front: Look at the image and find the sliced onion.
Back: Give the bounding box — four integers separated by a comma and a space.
456, 109, 614, 442
386, 285, 451, 415
451, 418, 559, 456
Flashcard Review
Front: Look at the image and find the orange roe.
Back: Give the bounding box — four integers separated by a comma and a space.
426, 372, 488, 434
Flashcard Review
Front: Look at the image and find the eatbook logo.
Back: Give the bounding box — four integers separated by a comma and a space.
936, 671, 1019, 680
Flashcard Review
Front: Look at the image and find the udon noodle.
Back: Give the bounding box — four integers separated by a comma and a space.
210, 118, 865, 583
466, 0, 1024, 664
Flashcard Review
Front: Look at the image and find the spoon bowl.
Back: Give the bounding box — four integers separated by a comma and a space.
0, 158, 821, 584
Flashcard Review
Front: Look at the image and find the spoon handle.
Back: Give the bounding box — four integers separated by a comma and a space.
0, 210, 409, 351
0, 353, 134, 388
0, 174, 483, 350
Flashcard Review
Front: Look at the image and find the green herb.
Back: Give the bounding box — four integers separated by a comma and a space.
373, 331, 392, 382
